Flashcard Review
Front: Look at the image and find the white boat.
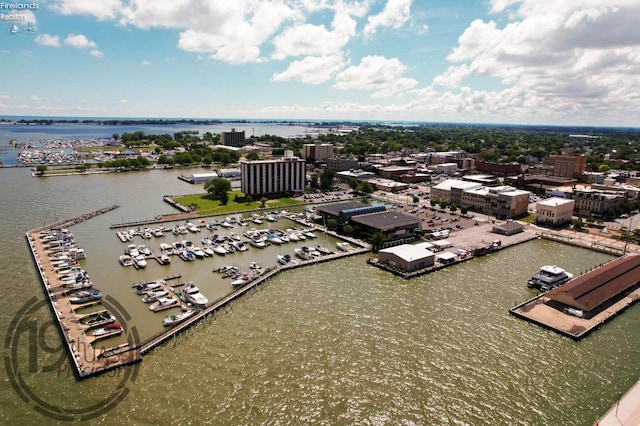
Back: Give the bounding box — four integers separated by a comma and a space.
303, 231, 317, 239
249, 261, 261, 269
134, 280, 164, 294
163, 310, 196, 326
142, 289, 169, 303
337, 242, 353, 252
150, 297, 178, 311
69, 290, 102, 304
527, 265, 573, 291
181, 283, 208, 307
232, 241, 248, 251
186, 222, 200, 233
159, 253, 171, 264
126, 244, 139, 257
137, 245, 151, 256
231, 274, 253, 287
277, 254, 291, 265
192, 247, 207, 258
85, 312, 116, 327
267, 234, 283, 245
249, 236, 266, 248
294, 248, 312, 260
134, 254, 147, 268
93, 323, 123, 337
119, 254, 133, 267
212, 244, 228, 255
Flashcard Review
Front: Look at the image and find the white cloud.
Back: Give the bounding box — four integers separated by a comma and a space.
90, 49, 104, 58
35, 34, 60, 48
272, 13, 356, 60
432, 64, 471, 88
65, 34, 98, 49
51, 0, 122, 21
140, 59, 152, 66
272, 54, 345, 84
334, 55, 417, 98
363, 0, 412, 37
442, 0, 640, 123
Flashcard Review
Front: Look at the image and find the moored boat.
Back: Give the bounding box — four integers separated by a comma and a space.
69, 290, 102, 304
181, 282, 208, 308
119, 254, 133, 267
142, 289, 169, 303
149, 297, 178, 311
337, 242, 353, 251
527, 265, 573, 291
163, 309, 196, 326
93, 323, 123, 337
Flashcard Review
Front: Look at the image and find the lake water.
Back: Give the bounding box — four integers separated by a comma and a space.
0, 166, 639, 425
0, 121, 312, 166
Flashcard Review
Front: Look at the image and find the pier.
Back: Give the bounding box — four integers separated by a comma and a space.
26, 206, 141, 379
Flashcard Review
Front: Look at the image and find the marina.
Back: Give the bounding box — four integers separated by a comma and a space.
26, 204, 371, 378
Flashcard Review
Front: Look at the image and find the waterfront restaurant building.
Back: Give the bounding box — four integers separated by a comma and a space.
378, 242, 435, 272
240, 151, 305, 196
350, 210, 421, 247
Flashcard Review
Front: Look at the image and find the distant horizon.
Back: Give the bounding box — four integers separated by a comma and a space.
2, 2, 638, 127
1, 115, 638, 131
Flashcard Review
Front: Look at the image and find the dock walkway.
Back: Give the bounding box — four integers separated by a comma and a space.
26, 205, 141, 380
596, 379, 640, 426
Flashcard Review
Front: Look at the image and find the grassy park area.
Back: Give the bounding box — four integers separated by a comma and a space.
173, 191, 305, 216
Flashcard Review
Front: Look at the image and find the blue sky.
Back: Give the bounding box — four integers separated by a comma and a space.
1, 0, 638, 126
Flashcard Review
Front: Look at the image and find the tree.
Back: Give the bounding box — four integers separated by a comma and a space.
326, 218, 338, 231
450, 203, 458, 213
319, 169, 336, 191
369, 232, 387, 253
245, 151, 259, 161
413, 196, 420, 204
348, 177, 359, 192
359, 181, 374, 194
204, 178, 231, 199
112, 133, 119, 141
260, 197, 268, 208
35, 165, 47, 175
219, 191, 229, 205
342, 224, 354, 236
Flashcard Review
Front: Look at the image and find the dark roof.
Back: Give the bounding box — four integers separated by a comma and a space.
493, 222, 524, 232
546, 255, 640, 311
350, 211, 420, 231
316, 201, 370, 216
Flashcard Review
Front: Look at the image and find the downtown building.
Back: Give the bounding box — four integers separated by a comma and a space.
240, 151, 305, 197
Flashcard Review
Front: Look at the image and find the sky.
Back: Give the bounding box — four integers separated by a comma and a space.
0, 0, 638, 126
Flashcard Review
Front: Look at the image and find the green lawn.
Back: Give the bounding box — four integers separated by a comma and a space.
173, 191, 304, 216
